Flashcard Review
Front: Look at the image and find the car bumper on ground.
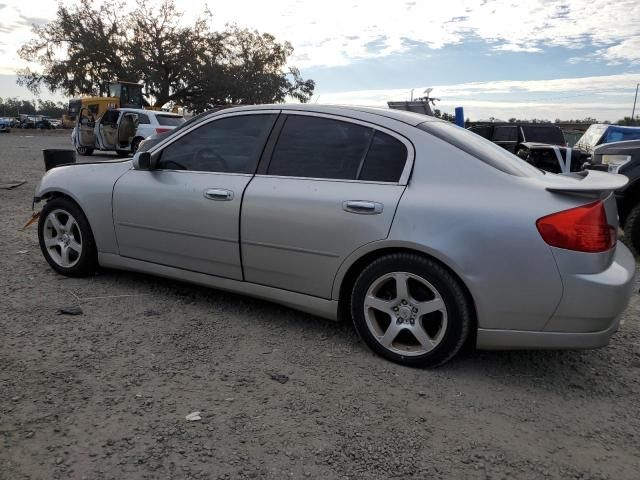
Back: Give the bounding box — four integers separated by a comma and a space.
477, 243, 637, 350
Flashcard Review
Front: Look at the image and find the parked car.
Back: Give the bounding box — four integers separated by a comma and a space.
71, 107, 185, 156
0, 118, 10, 133
19, 117, 36, 129
48, 119, 62, 129
33, 105, 636, 367
575, 124, 640, 154
35, 118, 55, 130
586, 139, 640, 255
468, 123, 587, 173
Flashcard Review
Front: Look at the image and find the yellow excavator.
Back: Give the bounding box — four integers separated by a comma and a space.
62, 81, 145, 128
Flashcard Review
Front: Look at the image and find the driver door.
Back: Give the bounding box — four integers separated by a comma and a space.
112, 111, 279, 280
76, 107, 96, 147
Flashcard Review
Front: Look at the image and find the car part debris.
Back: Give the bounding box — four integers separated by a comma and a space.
185, 411, 201, 421
57, 306, 83, 316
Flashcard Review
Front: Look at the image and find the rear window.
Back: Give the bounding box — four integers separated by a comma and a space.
521, 126, 565, 145
156, 115, 185, 127
418, 121, 543, 177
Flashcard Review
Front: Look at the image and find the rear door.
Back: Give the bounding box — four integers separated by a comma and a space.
241, 113, 412, 298
76, 107, 96, 147
112, 111, 279, 279
96, 109, 120, 150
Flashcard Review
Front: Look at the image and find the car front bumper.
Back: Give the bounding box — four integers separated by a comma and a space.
477, 243, 637, 350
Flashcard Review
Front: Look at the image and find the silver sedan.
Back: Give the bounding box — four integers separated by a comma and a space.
33, 105, 637, 367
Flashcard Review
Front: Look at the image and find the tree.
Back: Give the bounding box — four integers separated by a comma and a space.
17, 0, 314, 110
616, 117, 640, 126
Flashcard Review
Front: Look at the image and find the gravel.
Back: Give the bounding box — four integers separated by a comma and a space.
1, 131, 639, 479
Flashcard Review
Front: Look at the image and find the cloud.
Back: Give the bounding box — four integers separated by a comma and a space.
315, 73, 640, 121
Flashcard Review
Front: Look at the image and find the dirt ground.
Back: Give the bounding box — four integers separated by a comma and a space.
1, 130, 639, 480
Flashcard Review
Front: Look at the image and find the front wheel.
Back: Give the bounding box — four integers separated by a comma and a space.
351, 253, 472, 367
623, 203, 640, 256
38, 197, 98, 277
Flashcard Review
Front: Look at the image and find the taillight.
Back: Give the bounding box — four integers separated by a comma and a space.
536, 200, 616, 253
155, 128, 170, 134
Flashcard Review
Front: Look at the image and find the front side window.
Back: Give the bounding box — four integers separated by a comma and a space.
268, 115, 372, 180
157, 114, 277, 173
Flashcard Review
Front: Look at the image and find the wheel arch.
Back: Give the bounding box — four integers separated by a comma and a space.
334, 243, 478, 342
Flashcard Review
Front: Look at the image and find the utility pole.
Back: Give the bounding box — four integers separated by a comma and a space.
632, 83, 639, 123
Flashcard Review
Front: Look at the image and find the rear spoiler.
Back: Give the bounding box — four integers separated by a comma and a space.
545, 170, 628, 194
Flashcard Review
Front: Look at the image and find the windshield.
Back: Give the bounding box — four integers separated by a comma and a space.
574, 124, 608, 152
156, 115, 185, 127
603, 127, 640, 144
419, 121, 543, 177
521, 126, 565, 145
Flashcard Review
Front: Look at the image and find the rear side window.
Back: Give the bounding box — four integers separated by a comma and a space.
492, 126, 518, 142
469, 126, 492, 139
418, 121, 543, 177
521, 126, 565, 145
137, 113, 150, 124
268, 115, 372, 179
156, 115, 185, 126
359, 131, 407, 182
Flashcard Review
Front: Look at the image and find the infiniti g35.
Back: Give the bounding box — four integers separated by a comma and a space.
33, 105, 637, 367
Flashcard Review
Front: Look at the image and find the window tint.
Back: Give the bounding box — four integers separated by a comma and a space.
521, 126, 565, 145
137, 113, 150, 124
469, 126, 492, 139
156, 115, 185, 126
359, 131, 407, 182
157, 114, 276, 173
268, 115, 372, 179
492, 126, 518, 142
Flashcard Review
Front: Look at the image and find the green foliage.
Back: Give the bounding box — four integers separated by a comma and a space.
17, 0, 314, 110
0, 97, 66, 117
616, 117, 640, 126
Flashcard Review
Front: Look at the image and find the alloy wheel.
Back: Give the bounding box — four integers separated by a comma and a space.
363, 272, 448, 356
42, 209, 83, 268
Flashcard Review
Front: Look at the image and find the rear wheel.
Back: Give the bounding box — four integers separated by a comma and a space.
131, 137, 143, 155
115, 149, 130, 157
38, 197, 98, 277
351, 253, 472, 367
76, 146, 93, 156
623, 203, 640, 256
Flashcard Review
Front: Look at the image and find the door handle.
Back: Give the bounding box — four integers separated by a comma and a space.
343, 200, 383, 215
204, 188, 234, 201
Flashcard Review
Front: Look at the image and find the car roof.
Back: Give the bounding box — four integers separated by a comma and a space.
198, 104, 439, 127
119, 108, 182, 117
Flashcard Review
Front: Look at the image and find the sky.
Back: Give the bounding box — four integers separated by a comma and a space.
0, 0, 639, 121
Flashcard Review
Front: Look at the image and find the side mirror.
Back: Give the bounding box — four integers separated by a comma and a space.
132, 151, 158, 170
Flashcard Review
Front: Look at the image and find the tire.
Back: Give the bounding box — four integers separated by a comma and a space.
131, 137, 143, 155
623, 203, 640, 256
351, 253, 472, 367
76, 146, 94, 156
38, 197, 98, 277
